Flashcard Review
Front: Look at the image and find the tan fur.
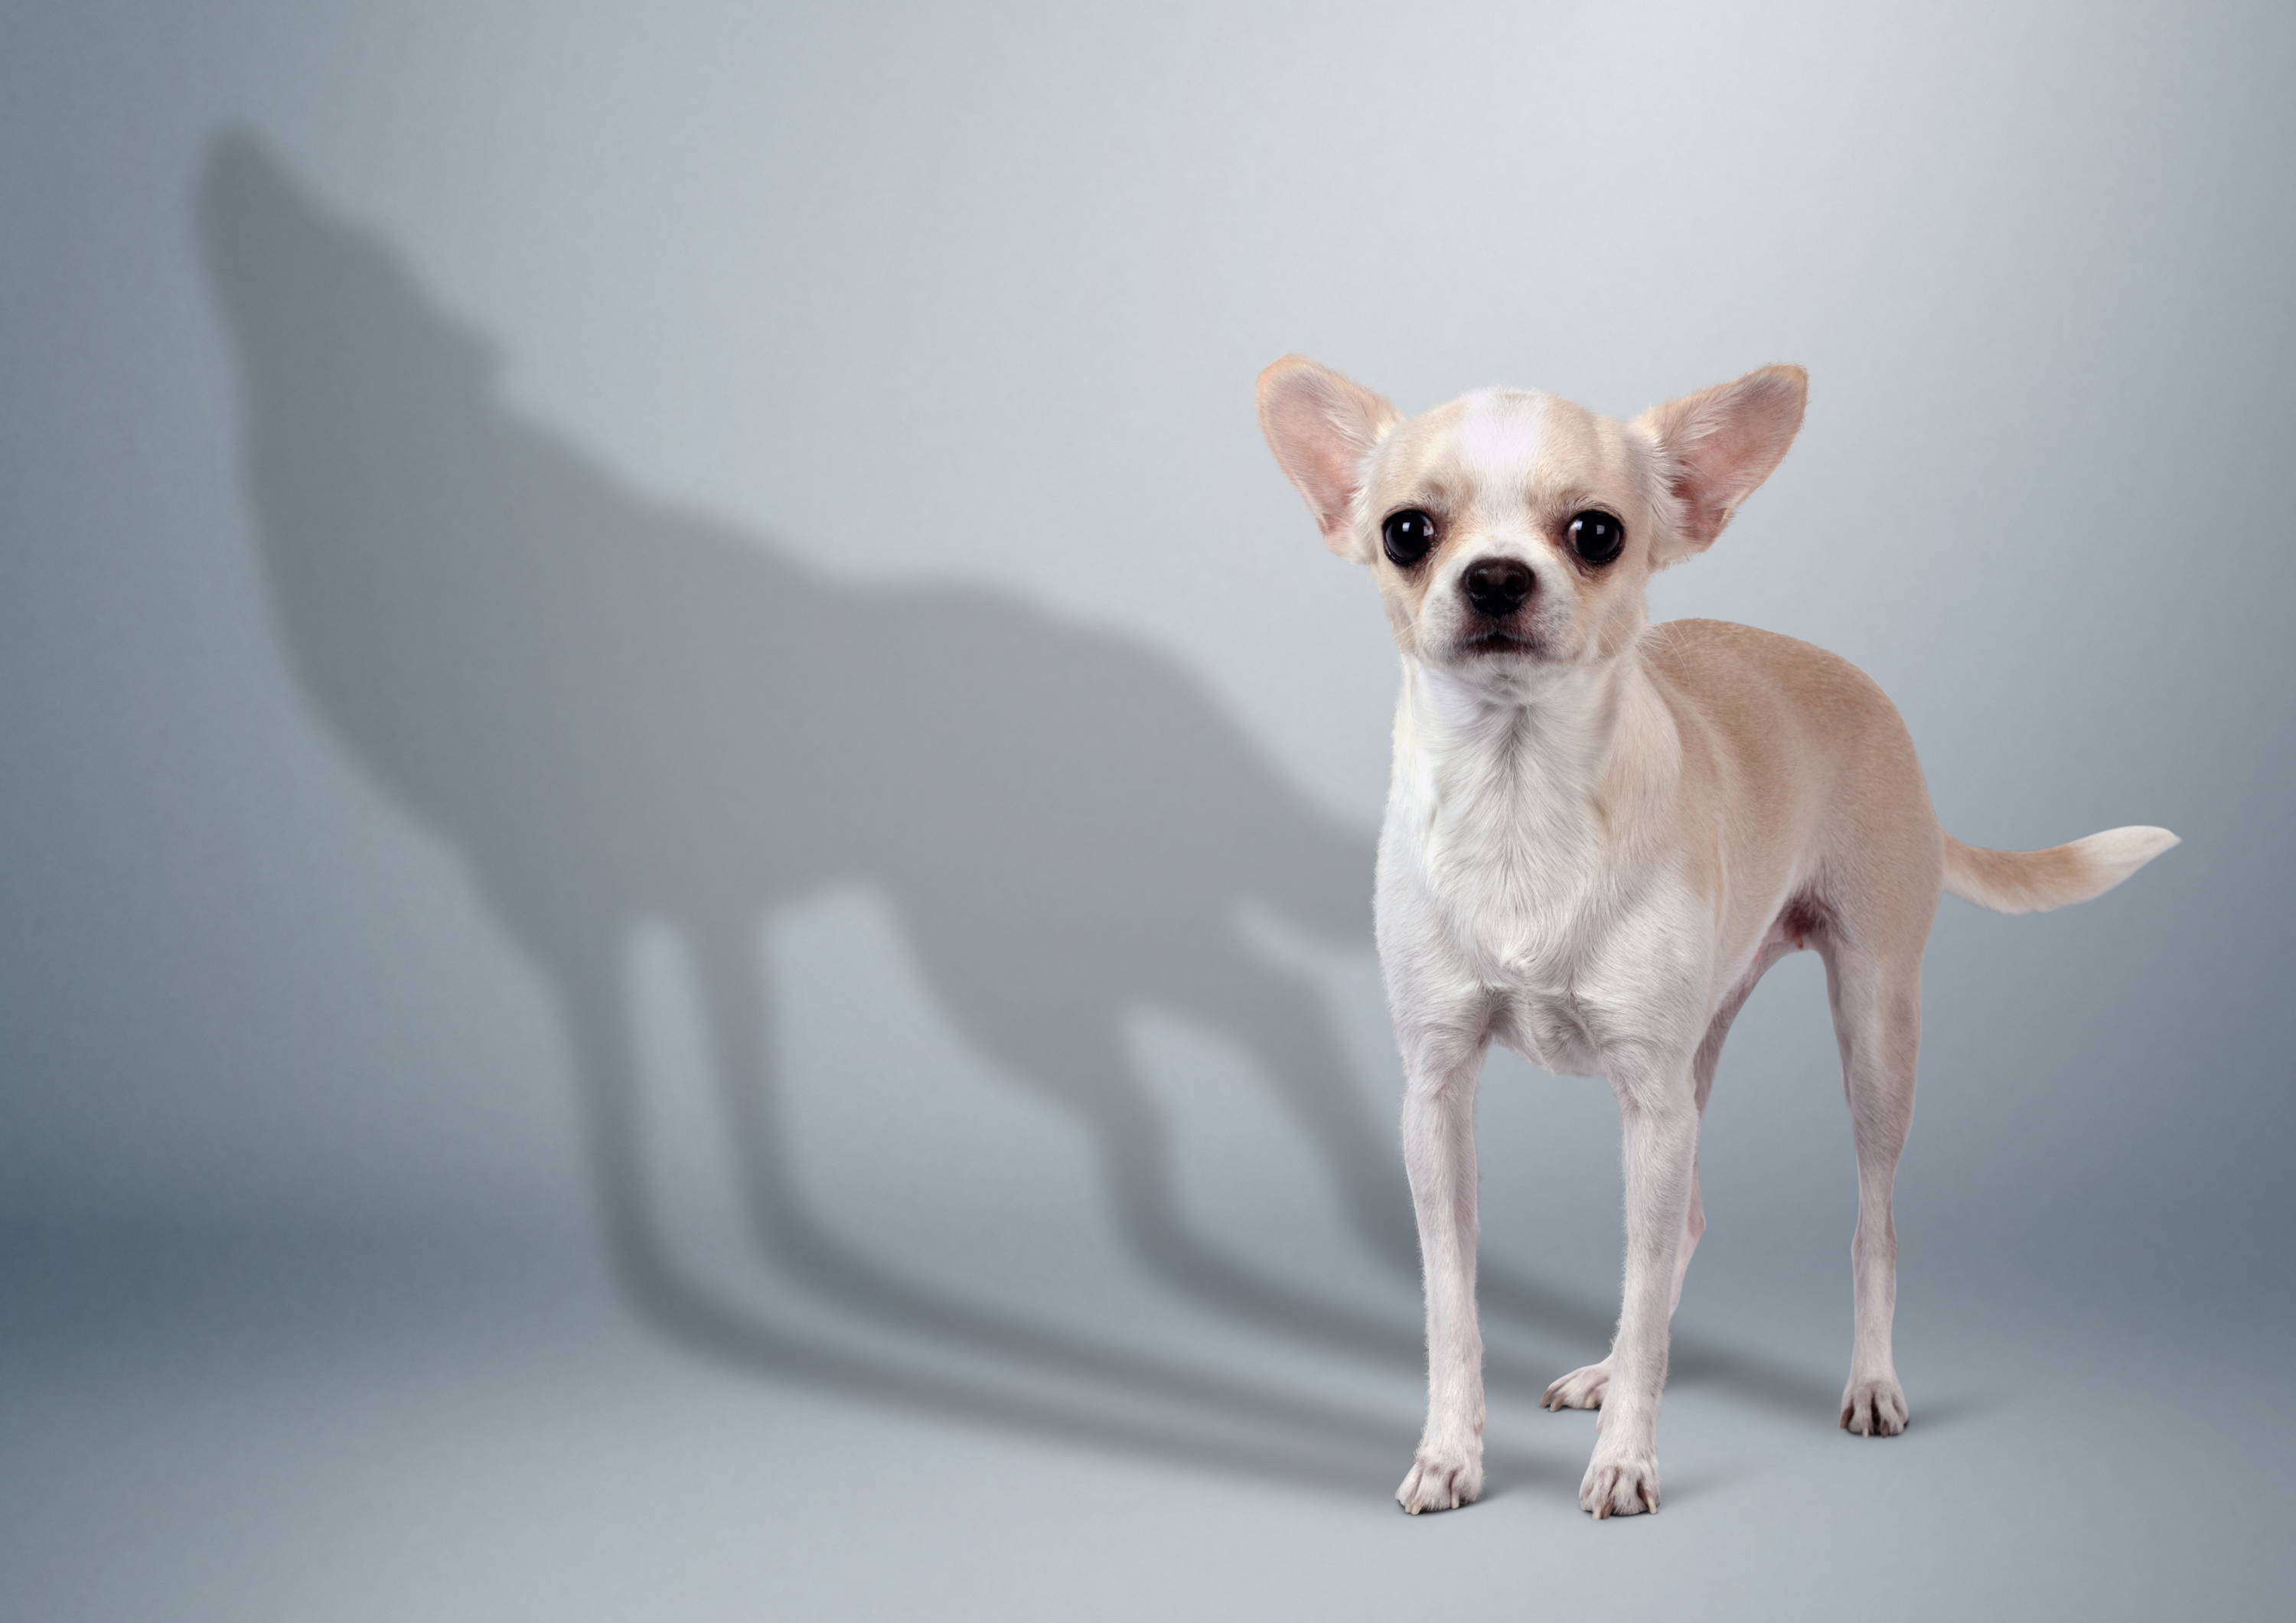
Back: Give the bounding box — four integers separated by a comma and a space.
1642, 618, 1945, 965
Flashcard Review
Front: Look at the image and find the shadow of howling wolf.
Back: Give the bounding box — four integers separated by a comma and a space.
195, 134, 1453, 1430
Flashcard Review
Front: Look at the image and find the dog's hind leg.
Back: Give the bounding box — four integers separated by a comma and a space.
1821, 930, 1924, 1436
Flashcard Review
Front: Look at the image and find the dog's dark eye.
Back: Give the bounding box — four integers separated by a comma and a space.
1383, 509, 1438, 566
1567, 510, 1624, 565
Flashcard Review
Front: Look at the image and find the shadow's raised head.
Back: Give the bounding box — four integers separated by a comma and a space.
197, 128, 1411, 1416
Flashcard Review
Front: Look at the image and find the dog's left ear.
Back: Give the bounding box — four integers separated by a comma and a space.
1635, 364, 1807, 562
1257, 355, 1400, 561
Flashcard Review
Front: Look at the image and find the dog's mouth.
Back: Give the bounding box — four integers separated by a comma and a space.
1456, 628, 1543, 657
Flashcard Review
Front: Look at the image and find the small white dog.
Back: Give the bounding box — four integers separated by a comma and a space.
1257, 357, 2176, 1518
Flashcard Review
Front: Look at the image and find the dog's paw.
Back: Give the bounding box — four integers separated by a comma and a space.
1839, 1374, 1908, 1436
1396, 1446, 1483, 1514
1541, 1360, 1610, 1411
1579, 1445, 1661, 1518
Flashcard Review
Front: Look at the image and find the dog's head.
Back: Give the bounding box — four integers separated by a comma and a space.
1257, 357, 1805, 686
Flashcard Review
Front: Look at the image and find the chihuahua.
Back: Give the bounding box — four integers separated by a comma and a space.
1257, 357, 2176, 1518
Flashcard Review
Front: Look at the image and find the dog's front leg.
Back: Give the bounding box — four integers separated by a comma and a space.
1582, 1063, 1701, 1518
1395, 1035, 1489, 1514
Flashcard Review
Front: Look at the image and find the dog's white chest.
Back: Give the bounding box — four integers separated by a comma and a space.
1381, 699, 1695, 1078
1440, 830, 1615, 1068
1411, 814, 1685, 1074
1425, 815, 1597, 984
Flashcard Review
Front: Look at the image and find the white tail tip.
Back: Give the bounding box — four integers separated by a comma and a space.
1942, 826, 2179, 915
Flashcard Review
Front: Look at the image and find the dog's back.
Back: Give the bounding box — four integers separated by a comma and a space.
1637, 618, 1939, 957
1642, 617, 2170, 927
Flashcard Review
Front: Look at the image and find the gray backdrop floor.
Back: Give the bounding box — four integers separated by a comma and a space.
6, 1217, 2285, 1622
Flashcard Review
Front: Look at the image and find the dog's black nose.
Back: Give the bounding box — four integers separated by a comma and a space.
1462, 558, 1534, 618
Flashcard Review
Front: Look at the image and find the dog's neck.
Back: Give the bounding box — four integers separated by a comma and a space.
1390, 643, 1680, 860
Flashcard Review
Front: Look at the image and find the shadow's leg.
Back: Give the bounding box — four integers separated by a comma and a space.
1056, 1029, 1440, 1366
547, 940, 1432, 1490
1186, 946, 1419, 1274
551, 938, 885, 1374
681, 921, 1433, 1442
556, 942, 693, 1318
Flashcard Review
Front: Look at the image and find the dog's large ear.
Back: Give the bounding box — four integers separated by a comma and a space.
1257, 355, 1400, 561
1634, 364, 1807, 562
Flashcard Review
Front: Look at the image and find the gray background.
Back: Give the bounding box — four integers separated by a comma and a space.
4, 2, 2291, 1618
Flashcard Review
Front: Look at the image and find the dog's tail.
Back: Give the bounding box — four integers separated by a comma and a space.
1940, 826, 2178, 915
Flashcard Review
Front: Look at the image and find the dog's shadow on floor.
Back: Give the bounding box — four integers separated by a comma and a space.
197, 129, 1838, 1495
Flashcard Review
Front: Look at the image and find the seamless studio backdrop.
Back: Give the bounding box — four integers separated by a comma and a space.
3, 4, 2290, 1619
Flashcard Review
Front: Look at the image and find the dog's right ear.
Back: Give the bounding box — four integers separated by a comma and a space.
1257, 356, 1399, 561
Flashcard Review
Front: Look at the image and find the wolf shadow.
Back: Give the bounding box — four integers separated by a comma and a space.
196, 133, 1825, 1486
